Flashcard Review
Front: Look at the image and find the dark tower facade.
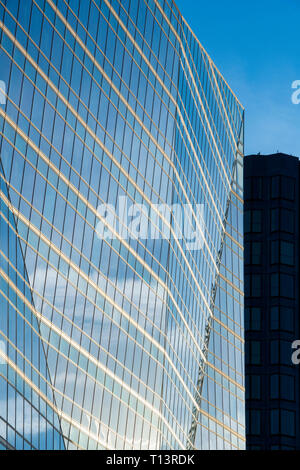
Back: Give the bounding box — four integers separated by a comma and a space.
244, 153, 300, 450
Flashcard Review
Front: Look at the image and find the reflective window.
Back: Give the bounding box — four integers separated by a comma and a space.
245, 241, 262, 265
245, 210, 262, 233
271, 208, 294, 233
270, 374, 279, 399
270, 273, 294, 298
0, 0, 246, 450
281, 410, 295, 437
271, 208, 279, 232
280, 241, 294, 265
271, 176, 295, 201
271, 176, 280, 199
246, 177, 263, 200
270, 340, 292, 365
247, 409, 261, 435
270, 409, 279, 435
271, 240, 294, 265
270, 306, 294, 332
270, 374, 295, 401
246, 375, 261, 400
271, 240, 279, 264
281, 209, 295, 233
245, 307, 261, 330
281, 176, 295, 201
245, 274, 262, 297
246, 341, 261, 365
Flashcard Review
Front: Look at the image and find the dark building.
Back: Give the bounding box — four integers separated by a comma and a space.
244, 153, 300, 449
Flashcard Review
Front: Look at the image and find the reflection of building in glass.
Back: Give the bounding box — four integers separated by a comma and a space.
244, 153, 300, 450
0, 0, 244, 450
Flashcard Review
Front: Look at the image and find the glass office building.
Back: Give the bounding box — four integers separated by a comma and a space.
0, 0, 245, 450
245, 154, 300, 450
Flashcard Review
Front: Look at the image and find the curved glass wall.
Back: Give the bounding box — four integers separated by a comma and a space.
0, 0, 244, 449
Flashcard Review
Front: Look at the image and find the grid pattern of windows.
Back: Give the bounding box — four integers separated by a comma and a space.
246, 375, 261, 400
245, 307, 261, 331
271, 208, 295, 233
270, 273, 294, 298
271, 240, 294, 266
245, 241, 262, 265
246, 409, 261, 436
271, 176, 295, 201
270, 375, 295, 401
0, 0, 244, 449
244, 210, 262, 233
245, 177, 263, 200
0, 162, 65, 450
270, 306, 294, 332
245, 274, 261, 298
270, 409, 296, 437
245, 154, 299, 450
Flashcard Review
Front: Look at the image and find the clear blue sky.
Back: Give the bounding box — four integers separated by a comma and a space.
176, 0, 300, 157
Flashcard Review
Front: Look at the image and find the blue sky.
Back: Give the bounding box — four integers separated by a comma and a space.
176, 0, 300, 157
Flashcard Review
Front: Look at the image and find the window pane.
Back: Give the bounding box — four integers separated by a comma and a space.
281, 176, 295, 201
251, 375, 261, 399
252, 242, 261, 264
251, 341, 261, 365
271, 240, 279, 264
245, 274, 250, 297
246, 307, 261, 330
245, 307, 250, 330
250, 410, 261, 435
270, 375, 279, 399
252, 274, 261, 297
280, 375, 295, 401
271, 273, 279, 297
252, 210, 262, 232
244, 211, 251, 233
271, 409, 279, 435
280, 273, 294, 298
271, 209, 279, 232
280, 241, 294, 266
245, 241, 250, 265
271, 176, 280, 199
281, 410, 295, 436
270, 340, 279, 364
281, 209, 294, 233
280, 341, 292, 365
280, 307, 294, 332
252, 308, 261, 330
252, 177, 262, 199
245, 375, 250, 400
270, 306, 279, 330
244, 178, 251, 200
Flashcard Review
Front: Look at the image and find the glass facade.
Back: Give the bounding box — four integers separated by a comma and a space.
0, 0, 244, 450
